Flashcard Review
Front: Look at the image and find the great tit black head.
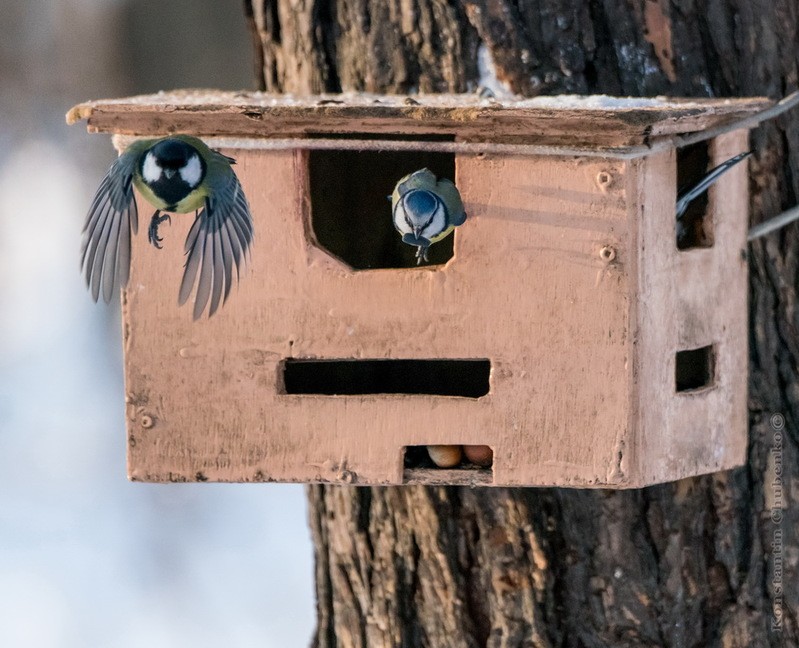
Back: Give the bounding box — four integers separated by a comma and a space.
81, 134, 254, 319
140, 138, 206, 209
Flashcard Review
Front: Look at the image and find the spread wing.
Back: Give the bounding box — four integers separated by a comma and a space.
178, 162, 253, 319
81, 149, 140, 303
436, 178, 466, 227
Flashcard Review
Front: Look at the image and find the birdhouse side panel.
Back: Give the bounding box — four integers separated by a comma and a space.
633, 131, 749, 486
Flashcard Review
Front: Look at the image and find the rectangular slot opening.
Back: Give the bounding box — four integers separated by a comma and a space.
402, 445, 494, 485
676, 141, 714, 250
282, 359, 490, 397
675, 345, 715, 392
308, 147, 456, 269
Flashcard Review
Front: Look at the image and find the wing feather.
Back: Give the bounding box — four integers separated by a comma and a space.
81, 194, 112, 262
435, 178, 466, 227
179, 213, 205, 306
219, 223, 235, 302
228, 205, 252, 259
193, 224, 215, 320
208, 228, 225, 317
89, 207, 115, 302
102, 202, 123, 302
179, 160, 254, 319
82, 152, 139, 302
222, 218, 243, 279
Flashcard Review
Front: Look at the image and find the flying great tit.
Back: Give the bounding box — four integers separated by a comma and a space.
391, 168, 466, 264
82, 134, 254, 319
676, 149, 751, 246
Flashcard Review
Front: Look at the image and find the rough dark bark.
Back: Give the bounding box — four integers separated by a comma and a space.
247, 1, 798, 645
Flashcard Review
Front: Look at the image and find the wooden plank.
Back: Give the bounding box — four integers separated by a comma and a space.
125, 147, 636, 487
68, 90, 770, 149
631, 130, 749, 486
402, 468, 493, 486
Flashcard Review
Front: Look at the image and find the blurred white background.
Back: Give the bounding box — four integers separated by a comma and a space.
0, 2, 315, 646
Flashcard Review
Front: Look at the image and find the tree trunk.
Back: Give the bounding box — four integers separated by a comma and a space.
247, 1, 797, 645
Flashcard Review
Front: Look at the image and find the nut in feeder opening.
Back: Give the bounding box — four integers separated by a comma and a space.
427, 445, 463, 468
463, 445, 494, 467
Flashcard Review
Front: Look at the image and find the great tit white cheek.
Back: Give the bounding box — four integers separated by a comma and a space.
179, 154, 203, 188
142, 151, 161, 183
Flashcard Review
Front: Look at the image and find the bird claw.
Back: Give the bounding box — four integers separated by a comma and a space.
148, 211, 172, 249
415, 246, 430, 265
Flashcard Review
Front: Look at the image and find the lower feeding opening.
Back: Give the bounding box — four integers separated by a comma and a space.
402, 445, 495, 485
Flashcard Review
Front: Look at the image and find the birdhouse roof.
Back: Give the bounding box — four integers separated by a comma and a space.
68, 89, 770, 154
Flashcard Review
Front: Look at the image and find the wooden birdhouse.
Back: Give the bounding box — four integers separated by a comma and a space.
68, 91, 767, 488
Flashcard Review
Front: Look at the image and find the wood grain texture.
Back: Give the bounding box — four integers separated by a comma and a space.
125, 148, 632, 486
240, 0, 799, 644
632, 130, 750, 485
68, 90, 769, 149
119, 134, 748, 488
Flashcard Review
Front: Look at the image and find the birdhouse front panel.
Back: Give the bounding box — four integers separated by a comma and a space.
69, 92, 767, 487
121, 148, 630, 486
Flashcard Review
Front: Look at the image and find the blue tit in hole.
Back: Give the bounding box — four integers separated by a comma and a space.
676, 150, 751, 245
391, 168, 467, 264
82, 135, 254, 319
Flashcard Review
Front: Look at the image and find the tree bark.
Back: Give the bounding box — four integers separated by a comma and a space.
247, 1, 798, 645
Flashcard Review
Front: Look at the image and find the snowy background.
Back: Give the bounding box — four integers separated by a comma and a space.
0, 2, 315, 646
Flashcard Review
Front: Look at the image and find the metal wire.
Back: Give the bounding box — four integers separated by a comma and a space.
675, 89, 799, 150
748, 205, 799, 241
113, 91, 799, 240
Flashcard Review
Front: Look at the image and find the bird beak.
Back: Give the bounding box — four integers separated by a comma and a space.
164, 169, 175, 179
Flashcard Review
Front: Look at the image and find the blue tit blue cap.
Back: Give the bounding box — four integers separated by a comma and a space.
405, 189, 437, 216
